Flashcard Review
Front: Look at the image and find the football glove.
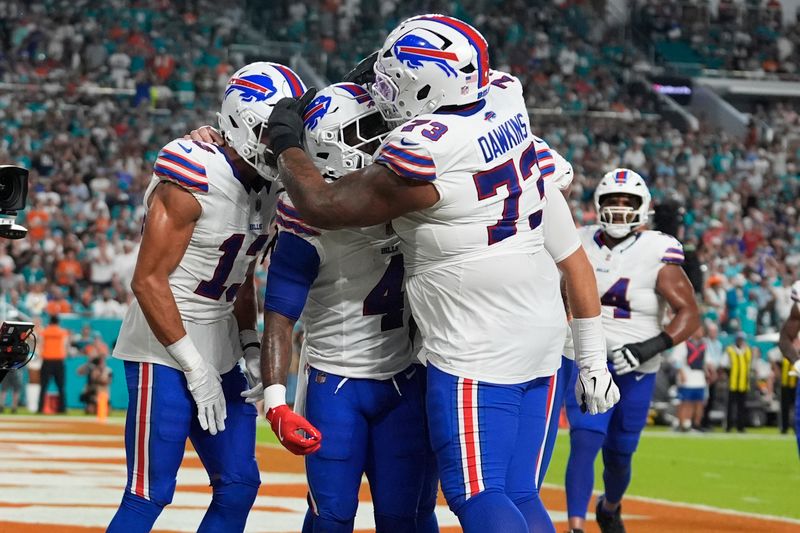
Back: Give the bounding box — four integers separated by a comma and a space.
239, 329, 263, 405
611, 332, 673, 375
184, 363, 227, 435
266, 89, 318, 158
167, 335, 226, 435
342, 50, 378, 85
266, 405, 322, 455
576, 366, 620, 415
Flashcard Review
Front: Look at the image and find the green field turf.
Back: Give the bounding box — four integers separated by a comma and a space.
543, 428, 800, 519
257, 425, 800, 519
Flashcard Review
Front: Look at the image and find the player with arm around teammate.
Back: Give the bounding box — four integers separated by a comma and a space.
108, 62, 308, 533
563, 169, 701, 533
778, 281, 800, 458
261, 15, 619, 533
258, 82, 439, 533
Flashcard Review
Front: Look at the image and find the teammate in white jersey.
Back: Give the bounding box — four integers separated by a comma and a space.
261, 14, 619, 533
255, 82, 438, 533
563, 168, 700, 533
778, 280, 800, 458
108, 62, 308, 533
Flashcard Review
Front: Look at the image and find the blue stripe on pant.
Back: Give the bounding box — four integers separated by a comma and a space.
303, 364, 431, 533
564, 363, 656, 519
426, 364, 556, 533
108, 361, 260, 533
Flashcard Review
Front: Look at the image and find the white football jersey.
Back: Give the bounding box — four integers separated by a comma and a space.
792, 280, 800, 311
114, 139, 277, 373
579, 225, 685, 374
374, 71, 565, 383
273, 194, 414, 380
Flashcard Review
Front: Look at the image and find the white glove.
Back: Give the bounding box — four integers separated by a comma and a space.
571, 315, 620, 415
611, 345, 640, 375
167, 335, 226, 435
576, 367, 620, 415
789, 360, 800, 378
239, 329, 263, 405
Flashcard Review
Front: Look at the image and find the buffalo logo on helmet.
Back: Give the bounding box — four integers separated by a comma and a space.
393, 32, 458, 77
224, 74, 278, 103
303, 95, 333, 131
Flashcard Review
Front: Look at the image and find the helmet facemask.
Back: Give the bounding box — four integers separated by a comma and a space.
309, 107, 388, 179
598, 194, 644, 239
217, 105, 277, 181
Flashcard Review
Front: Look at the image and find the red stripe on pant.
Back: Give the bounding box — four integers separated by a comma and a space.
135, 363, 151, 498
461, 378, 481, 497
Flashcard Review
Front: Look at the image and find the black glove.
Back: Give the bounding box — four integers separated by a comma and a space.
342, 51, 378, 85
266, 89, 317, 159
611, 332, 673, 375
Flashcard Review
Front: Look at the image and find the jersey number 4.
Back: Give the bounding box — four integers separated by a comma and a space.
195, 234, 270, 301
473, 142, 546, 245
601, 278, 631, 319
363, 254, 405, 331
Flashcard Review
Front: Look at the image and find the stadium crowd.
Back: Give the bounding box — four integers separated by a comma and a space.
0, 0, 798, 427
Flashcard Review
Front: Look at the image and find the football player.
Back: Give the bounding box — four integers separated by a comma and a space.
108, 62, 307, 533
258, 82, 438, 533
564, 169, 701, 533
778, 280, 800, 458
262, 15, 619, 533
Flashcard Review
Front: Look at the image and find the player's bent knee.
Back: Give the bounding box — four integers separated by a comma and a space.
211, 479, 260, 510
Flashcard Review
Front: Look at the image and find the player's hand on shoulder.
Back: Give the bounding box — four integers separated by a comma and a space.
184, 361, 227, 435
611, 344, 641, 375
266, 404, 322, 456
576, 366, 620, 415
185, 125, 225, 145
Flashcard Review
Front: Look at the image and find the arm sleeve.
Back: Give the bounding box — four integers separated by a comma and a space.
543, 181, 581, 263
791, 281, 800, 304
152, 139, 209, 194
264, 232, 321, 321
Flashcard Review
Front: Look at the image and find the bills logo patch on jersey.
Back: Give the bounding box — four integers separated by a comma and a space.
224, 74, 277, 103
303, 95, 333, 130
393, 32, 458, 77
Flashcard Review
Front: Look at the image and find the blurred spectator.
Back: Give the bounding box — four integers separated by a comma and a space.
91, 288, 125, 318
45, 287, 72, 316
701, 322, 725, 429
676, 327, 709, 432
37, 315, 69, 414
721, 332, 753, 433
55, 249, 84, 288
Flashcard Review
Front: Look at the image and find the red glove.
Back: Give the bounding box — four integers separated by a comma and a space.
266, 405, 322, 455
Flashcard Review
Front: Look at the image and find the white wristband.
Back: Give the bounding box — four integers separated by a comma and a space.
263, 384, 287, 410
570, 315, 607, 372
165, 334, 204, 373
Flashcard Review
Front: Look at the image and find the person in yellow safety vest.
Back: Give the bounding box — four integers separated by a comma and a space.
722, 332, 752, 433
